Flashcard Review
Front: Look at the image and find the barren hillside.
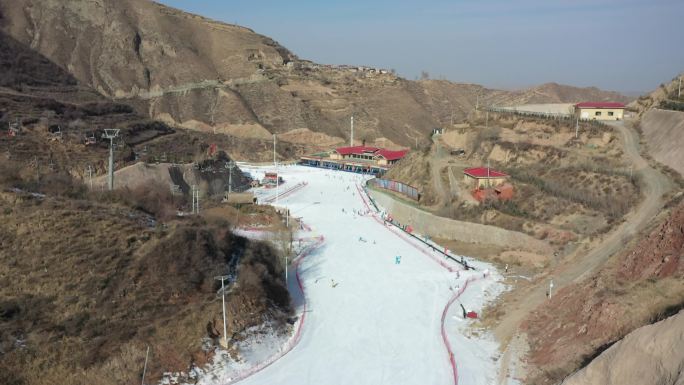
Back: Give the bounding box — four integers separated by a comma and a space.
501, 82, 632, 106
560, 309, 684, 385
0, 0, 630, 156
0, 27, 293, 384
384, 112, 638, 252
0, 182, 291, 385
523, 199, 684, 384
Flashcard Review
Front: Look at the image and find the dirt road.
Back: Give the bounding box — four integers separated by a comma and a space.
495, 120, 674, 383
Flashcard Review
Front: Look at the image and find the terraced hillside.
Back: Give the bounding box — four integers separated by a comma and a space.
0, 0, 630, 155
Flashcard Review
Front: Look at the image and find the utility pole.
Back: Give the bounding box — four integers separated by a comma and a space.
191, 185, 199, 214
549, 279, 554, 299
575, 114, 580, 139
487, 159, 491, 188
87, 165, 93, 190
141, 345, 150, 385
350, 115, 354, 147
273, 134, 280, 206
103, 129, 120, 190
226, 161, 236, 195
215, 275, 232, 349
679, 75, 682, 98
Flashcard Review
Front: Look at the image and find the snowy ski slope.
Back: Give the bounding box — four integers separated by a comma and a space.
233, 165, 506, 385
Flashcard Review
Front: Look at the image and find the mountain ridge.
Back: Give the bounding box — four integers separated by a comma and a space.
0, 0, 631, 154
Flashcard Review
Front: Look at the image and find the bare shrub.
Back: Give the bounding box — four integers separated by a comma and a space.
93, 183, 185, 220
0, 160, 22, 187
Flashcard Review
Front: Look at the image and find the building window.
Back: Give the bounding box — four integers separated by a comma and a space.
608, 111, 614, 116
595, 111, 602, 116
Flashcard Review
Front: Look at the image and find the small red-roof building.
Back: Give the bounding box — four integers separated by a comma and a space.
574, 102, 625, 121
463, 167, 509, 188
262, 172, 283, 187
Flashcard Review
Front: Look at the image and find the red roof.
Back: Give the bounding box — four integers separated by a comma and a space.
464, 167, 509, 178
575, 102, 625, 109
334, 146, 408, 161
334, 146, 381, 156
375, 149, 409, 161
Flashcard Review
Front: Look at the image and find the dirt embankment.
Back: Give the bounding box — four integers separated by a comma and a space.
522, 200, 684, 385
639, 108, 684, 177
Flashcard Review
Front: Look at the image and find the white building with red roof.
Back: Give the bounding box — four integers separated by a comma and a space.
574, 102, 625, 121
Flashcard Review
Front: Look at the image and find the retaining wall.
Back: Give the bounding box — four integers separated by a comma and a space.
369, 189, 551, 254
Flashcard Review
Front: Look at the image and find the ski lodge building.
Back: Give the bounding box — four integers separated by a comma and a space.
300, 146, 408, 174
574, 102, 625, 121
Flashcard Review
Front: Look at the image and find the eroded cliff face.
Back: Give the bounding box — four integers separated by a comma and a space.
0, 0, 292, 97
560, 310, 684, 385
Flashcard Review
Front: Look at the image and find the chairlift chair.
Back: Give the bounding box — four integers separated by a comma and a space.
84, 132, 97, 145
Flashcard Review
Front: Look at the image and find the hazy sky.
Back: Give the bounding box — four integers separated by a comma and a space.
157, 0, 683, 94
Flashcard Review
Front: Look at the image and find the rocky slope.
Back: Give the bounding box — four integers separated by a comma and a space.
560, 310, 684, 385
629, 73, 684, 115
523, 199, 684, 384
0, 0, 630, 154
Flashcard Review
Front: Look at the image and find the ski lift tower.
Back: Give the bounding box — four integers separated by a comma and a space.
103, 129, 120, 190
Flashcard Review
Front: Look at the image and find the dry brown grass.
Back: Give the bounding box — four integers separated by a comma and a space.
0, 173, 290, 385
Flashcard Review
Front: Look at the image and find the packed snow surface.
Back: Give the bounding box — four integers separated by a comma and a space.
216, 165, 507, 385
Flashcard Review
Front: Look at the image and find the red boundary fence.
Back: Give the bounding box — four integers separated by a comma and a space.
228, 178, 491, 385
356, 182, 491, 385
225, 234, 325, 384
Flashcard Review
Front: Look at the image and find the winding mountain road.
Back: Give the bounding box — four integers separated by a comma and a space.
495, 119, 675, 384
